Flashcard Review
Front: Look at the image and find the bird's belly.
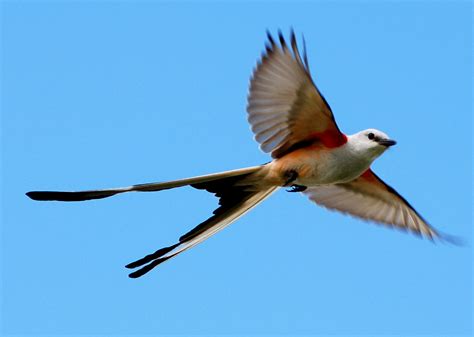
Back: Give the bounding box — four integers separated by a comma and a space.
278, 148, 371, 186
298, 163, 366, 186
263, 148, 371, 186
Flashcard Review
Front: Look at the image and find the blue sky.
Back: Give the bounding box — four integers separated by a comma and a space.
1, 1, 472, 336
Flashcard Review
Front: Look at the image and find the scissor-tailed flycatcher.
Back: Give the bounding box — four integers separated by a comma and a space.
27, 31, 452, 278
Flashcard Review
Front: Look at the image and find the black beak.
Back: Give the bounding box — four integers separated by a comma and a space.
377, 138, 397, 147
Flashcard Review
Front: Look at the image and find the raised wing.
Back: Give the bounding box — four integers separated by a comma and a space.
247, 30, 346, 158
304, 169, 445, 240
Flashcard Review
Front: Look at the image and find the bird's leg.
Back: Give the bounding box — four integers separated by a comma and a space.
282, 169, 308, 192
283, 169, 298, 186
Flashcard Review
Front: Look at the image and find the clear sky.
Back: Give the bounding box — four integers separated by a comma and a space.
1, 1, 472, 336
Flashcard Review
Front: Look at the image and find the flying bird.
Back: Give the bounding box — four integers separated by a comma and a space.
27, 31, 451, 278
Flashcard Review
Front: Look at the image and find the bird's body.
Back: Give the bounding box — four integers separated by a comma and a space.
27, 30, 453, 278
254, 128, 394, 190
270, 136, 374, 186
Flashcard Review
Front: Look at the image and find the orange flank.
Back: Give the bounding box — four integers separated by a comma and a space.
272, 146, 324, 182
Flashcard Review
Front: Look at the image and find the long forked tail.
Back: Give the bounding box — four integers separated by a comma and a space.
126, 183, 278, 278
26, 165, 279, 277
26, 166, 264, 202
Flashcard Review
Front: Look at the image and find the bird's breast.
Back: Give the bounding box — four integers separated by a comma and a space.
270, 144, 372, 186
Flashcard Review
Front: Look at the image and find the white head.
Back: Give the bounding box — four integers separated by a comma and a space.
349, 128, 397, 161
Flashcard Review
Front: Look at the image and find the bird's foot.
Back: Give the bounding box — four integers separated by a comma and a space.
283, 169, 299, 186
286, 184, 307, 192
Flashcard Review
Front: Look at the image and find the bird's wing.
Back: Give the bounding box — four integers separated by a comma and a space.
125, 177, 278, 278
247, 30, 345, 158
304, 169, 443, 240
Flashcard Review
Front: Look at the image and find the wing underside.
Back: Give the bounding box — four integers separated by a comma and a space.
247, 30, 345, 158
303, 170, 453, 241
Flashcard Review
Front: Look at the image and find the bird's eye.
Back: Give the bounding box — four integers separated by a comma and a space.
367, 132, 375, 140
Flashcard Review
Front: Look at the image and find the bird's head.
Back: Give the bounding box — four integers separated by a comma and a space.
350, 129, 397, 160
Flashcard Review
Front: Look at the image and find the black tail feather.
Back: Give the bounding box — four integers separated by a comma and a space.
125, 172, 260, 278
26, 190, 120, 202
125, 243, 180, 269
128, 256, 174, 278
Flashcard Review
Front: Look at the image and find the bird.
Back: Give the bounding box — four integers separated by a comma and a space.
26, 30, 454, 278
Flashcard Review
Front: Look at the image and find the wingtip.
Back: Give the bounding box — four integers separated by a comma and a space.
277, 29, 286, 49
264, 43, 272, 54
302, 33, 310, 70
420, 227, 465, 246
290, 28, 296, 46
438, 232, 466, 246
266, 29, 275, 46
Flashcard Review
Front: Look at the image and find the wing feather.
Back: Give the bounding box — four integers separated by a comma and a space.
254, 122, 289, 143
251, 116, 288, 132
304, 169, 444, 240
247, 30, 346, 158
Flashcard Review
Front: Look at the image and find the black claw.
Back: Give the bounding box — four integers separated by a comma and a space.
286, 185, 307, 193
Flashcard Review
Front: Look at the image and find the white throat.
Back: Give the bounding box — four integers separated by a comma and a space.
346, 133, 387, 162
314, 132, 389, 184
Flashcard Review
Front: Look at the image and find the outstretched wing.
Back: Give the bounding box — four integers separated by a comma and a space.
125, 175, 278, 278
247, 30, 346, 158
304, 169, 444, 240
